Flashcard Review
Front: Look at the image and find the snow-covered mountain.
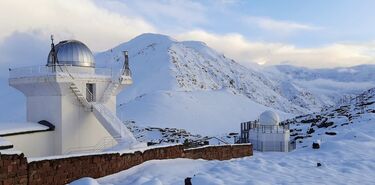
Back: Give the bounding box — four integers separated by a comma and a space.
264, 65, 375, 108
95, 33, 374, 134
96, 34, 312, 114
268, 64, 375, 82
94, 34, 313, 134
97, 34, 311, 135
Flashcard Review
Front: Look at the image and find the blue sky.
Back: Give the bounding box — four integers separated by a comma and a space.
119, 0, 375, 47
224, 0, 375, 46
0, 0, 375, 68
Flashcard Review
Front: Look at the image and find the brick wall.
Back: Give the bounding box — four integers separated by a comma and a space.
28, 145, 184, 185
184, 144, 253, 160
0, 144, 252, 185
0, 153, 28, 185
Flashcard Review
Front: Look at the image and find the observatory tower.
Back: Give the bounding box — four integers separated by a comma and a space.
8, 37, 138, 157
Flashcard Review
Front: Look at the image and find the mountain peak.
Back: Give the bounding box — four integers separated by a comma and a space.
130, 33, 176, 44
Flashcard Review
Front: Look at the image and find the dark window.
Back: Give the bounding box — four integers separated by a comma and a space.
86, 83, 96, 102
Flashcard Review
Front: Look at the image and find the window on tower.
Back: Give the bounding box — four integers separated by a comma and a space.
86, 83, 96, 102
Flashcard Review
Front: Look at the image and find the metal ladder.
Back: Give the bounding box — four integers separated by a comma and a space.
64, 136, 121, 155
100, 80, 120, 103
100, 51, 132, 103
70, 83, 92, 111
92, 103, 137, 143
100, 70, 132, 103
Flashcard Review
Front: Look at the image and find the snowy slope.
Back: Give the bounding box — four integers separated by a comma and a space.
283, 87, 375, 148
125, 121, 204, 145
119, 90, 292, 135
96, 136, 375, 185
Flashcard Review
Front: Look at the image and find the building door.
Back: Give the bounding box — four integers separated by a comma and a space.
86, 83, 95, 102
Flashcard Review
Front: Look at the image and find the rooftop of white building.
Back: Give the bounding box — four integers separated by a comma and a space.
0, 122, 52, 136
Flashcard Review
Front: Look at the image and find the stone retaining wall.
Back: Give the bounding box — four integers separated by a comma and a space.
0, 144, 252, 185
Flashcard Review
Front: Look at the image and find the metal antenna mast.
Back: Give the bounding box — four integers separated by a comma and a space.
50, 35, 57, 72
122, 51, 130, 76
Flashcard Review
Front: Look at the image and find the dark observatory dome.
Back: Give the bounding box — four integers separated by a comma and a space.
47, 40, 95, 67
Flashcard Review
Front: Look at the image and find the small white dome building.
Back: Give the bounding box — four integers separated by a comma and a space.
239, 110, 294, 152
259, 110, 280, 126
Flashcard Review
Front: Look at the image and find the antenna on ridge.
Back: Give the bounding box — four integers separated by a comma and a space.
51, 35, 54, 45
123, 51, 129, 70
120, 51, 131, 78
50, 34, 57, 72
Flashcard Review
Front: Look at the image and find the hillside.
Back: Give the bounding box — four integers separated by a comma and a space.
93, 34, 326, 134
283, 87, 375, 148
96, 34, 315, 114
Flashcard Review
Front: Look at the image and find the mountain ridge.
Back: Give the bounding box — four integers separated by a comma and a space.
94, 33, 374, 134
96, 33, 322, 114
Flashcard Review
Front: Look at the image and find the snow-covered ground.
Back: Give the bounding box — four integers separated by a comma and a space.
70, 117, 375, 185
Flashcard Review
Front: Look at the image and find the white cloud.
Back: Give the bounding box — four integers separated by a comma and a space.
0, 0, 373, 69
0, 32, 49, 75
0, 0, 155, 51
130, 0, 207, 27
176, 30, 375, 68
245, 16, 322, 34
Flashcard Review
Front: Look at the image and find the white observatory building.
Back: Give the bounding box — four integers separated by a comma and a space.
2, 37, 138, 157
239, 111, 294, 152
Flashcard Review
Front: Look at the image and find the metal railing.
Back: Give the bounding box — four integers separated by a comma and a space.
64, 136, 123, 155
241, 121, 290, 134
8, 65, 126, 79
238, 121, 290, 144
9, 65, 57, 78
